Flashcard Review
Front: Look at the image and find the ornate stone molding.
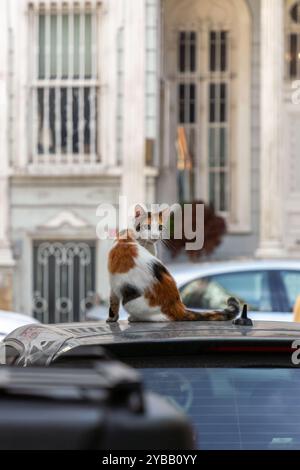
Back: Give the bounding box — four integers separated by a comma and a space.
38, 211, 91, 231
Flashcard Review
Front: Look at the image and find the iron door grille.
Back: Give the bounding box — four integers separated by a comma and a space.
33, 240, 96, 323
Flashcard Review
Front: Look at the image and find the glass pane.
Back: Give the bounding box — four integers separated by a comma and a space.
60, 87, 67, 152
180, 271, 272, 311
48, 88, 55, 153
209, 31, 216, 72
290, 34, 298, 78
178, 84, 185, 123
179, 32, 186, 72
38, 13, 92, 80
37, 88, 59, 154
85, 14, 92, 77
220, 31, 227, 71
50, 15, 57, 79
209, 128, 216, 166
209, 172, 216, 208
189, 84, 196, 123
190, 32, 196, 72
37, 88, 44, 153
220, 127, 226, 165
209, 127, 227, 167
220, 83, 226, 101
72, 88, 79, 152
220, 171, 226, 211
179, 83, 185, 97
220, 83, 227, 122
38, 15, 45, 79
73, 15, 80, 78
140, 368, 300, 450
61, 14, 69, 78
209, 84, 215, 122
279, 270, 300, 311
84, 87, 96, 153
188, 128, 196, 165
178, 83, 196, 124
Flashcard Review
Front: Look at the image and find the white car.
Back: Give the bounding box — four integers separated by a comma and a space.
0, 311, 39, 341
168, 259, 300, 322
87, 260, 300, 323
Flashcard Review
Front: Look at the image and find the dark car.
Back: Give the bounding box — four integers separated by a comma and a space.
3, 316, 300, 450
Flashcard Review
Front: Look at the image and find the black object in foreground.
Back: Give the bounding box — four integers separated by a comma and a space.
0, 361, 193, 450
232, 304, 253, 327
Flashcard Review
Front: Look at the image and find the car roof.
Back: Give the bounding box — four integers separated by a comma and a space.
4, 320, 300, 366
5, 319, 300, 348
167, 259, 300, 285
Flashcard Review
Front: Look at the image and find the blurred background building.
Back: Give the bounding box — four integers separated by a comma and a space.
0, 0, 299, 322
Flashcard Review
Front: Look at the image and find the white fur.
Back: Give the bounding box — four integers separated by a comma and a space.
110, 245, 155, 297
126, 297, 169, 322
110, 243, 168, 321
138, 239, 157, 256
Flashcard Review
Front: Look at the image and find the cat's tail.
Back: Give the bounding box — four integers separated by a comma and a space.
183, 297, 240, 321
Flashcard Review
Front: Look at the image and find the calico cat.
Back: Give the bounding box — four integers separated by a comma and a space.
107, 205, 239, 322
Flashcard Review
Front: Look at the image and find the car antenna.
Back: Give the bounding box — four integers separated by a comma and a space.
232, 304, 253, 327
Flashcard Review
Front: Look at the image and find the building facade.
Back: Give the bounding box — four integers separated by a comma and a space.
0, 0, 299, 321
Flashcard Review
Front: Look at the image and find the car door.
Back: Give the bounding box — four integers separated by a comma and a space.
179, 270, 276, 315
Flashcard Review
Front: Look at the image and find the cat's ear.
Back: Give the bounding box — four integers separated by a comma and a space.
134, 204, 146, 219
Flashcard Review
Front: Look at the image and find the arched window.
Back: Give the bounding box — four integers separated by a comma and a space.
162, 0, 251, 232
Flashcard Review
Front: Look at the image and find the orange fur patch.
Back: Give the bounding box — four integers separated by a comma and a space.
108, 232, 138, 274
144, 272, 187, 320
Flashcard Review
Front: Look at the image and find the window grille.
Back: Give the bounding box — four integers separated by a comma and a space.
29, 1, 100, 165
208, 30, 230, 213
176, 31, 197, 201
176, 27, 231, 213
33, 240, 96, 323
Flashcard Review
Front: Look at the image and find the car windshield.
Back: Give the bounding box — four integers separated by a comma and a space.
139, 367, 300, 450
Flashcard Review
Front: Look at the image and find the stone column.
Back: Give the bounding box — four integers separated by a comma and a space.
256, 0, 286, 258
121, 0, 146, 209
0, 0, 15, 310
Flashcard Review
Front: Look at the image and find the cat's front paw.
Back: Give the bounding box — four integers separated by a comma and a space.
106, 316, 119, 323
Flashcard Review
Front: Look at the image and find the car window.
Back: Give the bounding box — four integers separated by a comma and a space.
180, 271, 272, 311
278, 270, 300, 311
140, 367, 300, 450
